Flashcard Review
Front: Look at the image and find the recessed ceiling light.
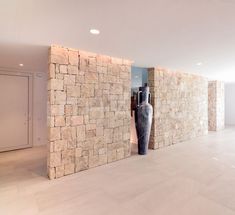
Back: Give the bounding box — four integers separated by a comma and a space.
90, 29, 100, 35
19, 63, 24, 67
135, 76, 139, 78
196, 62, 203, 66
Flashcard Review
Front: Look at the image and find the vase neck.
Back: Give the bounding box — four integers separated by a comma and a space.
142, 91, 149, 104
139, 86, 149, 104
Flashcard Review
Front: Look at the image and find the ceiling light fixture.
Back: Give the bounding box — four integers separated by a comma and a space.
196, 62, 203, 66
19, 63, 24, 67
90, 29, 100, 35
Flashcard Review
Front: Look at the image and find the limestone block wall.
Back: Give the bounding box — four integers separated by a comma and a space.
208, 81, 225, 131
47, 45, 132, 179
148, 68, 208, 149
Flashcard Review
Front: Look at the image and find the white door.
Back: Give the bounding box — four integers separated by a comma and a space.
0, 71, 33, 152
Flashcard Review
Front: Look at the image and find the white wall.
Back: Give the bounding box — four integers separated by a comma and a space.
33, 72, 47, 146
225, 83, 235, 125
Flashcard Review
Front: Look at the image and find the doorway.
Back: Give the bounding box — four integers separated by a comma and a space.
130, 66, 148, 154
0, 70, 33, 152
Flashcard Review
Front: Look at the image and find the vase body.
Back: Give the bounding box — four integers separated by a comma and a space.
135, 85, 153, 155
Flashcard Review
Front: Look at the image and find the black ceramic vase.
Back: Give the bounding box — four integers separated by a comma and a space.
135, 84, 153, 155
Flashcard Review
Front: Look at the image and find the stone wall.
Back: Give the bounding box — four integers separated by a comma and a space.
148, 68, 208, 149
208, 81, 225, 131
47, 45, 132, 179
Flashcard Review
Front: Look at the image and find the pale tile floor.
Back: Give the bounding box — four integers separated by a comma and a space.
1, 128, 235, 215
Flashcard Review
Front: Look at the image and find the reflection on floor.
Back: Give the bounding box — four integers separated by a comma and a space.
1, 128, 235, 215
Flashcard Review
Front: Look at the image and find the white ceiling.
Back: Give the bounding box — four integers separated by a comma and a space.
0, 0, 235, 82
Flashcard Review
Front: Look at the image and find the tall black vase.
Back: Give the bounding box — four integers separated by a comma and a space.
135, 84, 153, 155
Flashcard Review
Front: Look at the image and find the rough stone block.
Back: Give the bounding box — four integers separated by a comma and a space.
77, 125, 86, 141
67, 140, 76, 149
50, 46, 69, 64
55, 91, 66, 105
64, 75, 76, 86
64, 105, 73, 116
64, 163, 75, 175
76, 75, 85, 84
89, 108, 104, 119
68, 65, 79, 74
62, 149, 75, 165
75, 148, 82, 157
61, 127, 76, 141
48, 79, 64, 91
48, 142, 54, 153
116, 148, 125, 160
50, 105, 65, 116
96, 126, 104, 137
48, 64, 56, 79
80, 84, 94, 98
75, 156, 89, 172
67, 86, 81, 97
71, 116, 84, 126
49, 127, 61, 141
69, 50, 79, 66
48, 167, 56, 179
104, 129, 113, 144
48, 116, 55, 127
89, 155, 99, 168
60, 65, 68, 74
54, 140, 67, 152
49, 152, 61, 167
55, 165, 64, 178
86, 130, 96, 138
48, 90, 55, 105
54, 116, 65, 127
107, 150, 117, 163
85, 72, 98, 83
99, 154, 107, 165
